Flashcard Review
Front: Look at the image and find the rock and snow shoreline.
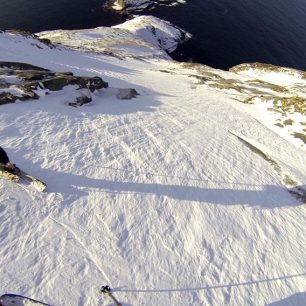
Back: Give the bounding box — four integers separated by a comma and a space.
109, 0, 185, 12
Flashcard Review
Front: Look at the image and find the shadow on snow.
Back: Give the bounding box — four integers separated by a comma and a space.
113, 272, 306, 293
42, 168, 303, 208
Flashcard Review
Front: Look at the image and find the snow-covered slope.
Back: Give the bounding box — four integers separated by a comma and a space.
0, 31, 305, 306
113, 15, 191, 53
37, 16, 190, 60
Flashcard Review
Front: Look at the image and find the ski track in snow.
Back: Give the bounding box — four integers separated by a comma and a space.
0, 33, 305, 306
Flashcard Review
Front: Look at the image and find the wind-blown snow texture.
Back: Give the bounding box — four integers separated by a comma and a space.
0, 29, 305, 306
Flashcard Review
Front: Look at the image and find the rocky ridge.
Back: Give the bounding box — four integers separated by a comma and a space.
109, 0, 183, 12
0, 61, 108, 106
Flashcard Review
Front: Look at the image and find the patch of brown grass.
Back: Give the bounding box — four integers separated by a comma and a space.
246, 95, 306, 115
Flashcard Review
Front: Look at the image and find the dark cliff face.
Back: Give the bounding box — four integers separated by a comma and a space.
0, 61, 108, 106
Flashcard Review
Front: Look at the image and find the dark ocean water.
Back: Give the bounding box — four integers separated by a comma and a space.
0, 0, 305, 70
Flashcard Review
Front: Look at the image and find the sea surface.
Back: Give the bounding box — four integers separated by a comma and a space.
0, 0, 305, 70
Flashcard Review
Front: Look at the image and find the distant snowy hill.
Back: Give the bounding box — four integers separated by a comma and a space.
37, 16, 190, 59
0, 18, 305, 306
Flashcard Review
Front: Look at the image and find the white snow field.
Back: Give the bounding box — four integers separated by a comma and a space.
0, 29, 305, 306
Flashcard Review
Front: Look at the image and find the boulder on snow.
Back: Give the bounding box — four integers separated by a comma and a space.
68, 95, 93, 107
116, 88, 139, 99
0, 92, 17, 105
40, 75, 108, 92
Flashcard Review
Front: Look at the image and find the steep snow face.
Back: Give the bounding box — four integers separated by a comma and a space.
113, 15, 191, 53
0, 32, 306, 306
37, 16, 190, 59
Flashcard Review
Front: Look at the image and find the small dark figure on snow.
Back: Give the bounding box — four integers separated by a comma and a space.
0, 146, 15, 171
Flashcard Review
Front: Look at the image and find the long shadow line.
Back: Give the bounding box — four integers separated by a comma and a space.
98, 165, 270, 188
36, 166, 301, 207
116, 273, 306, 293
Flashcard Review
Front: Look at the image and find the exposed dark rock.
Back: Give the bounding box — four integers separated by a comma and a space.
6, 29, 33, 37
116, 88, 139, 99
36, 37, 55, 48
41, 76, 78, 91
16, 85, 40, 100
0, 61, 50, 72
0, 92, 18, 104
105, 0, 160, 12
105, 0, 186, 16
0, 61, 108, 106
83, 76, 108, 92
14, 70, 55, 81
40, 75, 108, 92
288, 185, 306, 203
68, 95, 92, 107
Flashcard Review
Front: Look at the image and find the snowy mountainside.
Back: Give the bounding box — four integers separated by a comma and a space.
0, 29, 306, 306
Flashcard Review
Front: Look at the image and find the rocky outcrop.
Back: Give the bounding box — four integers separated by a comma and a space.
109, 0, 180, 12
0, 61, 108, 105
229, 62, 306, 79
38, 75, 108, 92
116, 88, 139, 99
0, 92, 18, 105
68, 95, 92, 107
0, 61, 50, 72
